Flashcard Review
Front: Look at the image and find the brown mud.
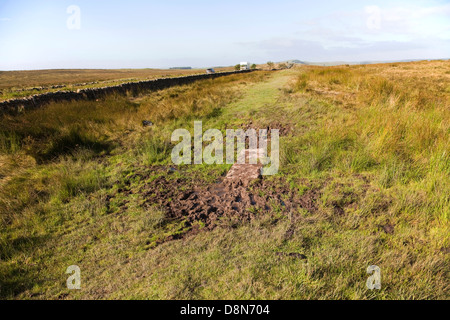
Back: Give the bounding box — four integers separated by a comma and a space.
141, 165, 319, 234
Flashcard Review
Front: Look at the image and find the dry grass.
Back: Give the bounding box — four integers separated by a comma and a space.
0, 68, 235, 89
0, 67, 234, 101
0, 61, 448, 300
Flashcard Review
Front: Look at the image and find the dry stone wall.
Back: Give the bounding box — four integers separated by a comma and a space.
0, 70, 252, 114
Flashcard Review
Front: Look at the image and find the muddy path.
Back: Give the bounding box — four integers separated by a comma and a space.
140, 165, 320, 235
133, 70, 312, 244
146, 71, 305, 242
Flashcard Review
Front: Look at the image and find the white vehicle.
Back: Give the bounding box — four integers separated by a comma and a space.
240, 62, 250, 70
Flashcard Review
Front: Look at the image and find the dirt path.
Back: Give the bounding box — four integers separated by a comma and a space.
149, 70, 305, 234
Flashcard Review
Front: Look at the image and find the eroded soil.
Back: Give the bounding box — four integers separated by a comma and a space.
136, 165, 320, 239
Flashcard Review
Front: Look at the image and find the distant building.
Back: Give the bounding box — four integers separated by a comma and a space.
240, 62, 250, 70
206, 68, 215, 74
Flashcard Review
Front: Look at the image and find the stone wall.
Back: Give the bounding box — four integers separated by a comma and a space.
0, 70, 252, 114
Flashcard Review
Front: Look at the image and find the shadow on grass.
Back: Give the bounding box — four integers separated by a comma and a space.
33, 130, 114, 163
206, 107, 223, 119
0, 235, 48, 299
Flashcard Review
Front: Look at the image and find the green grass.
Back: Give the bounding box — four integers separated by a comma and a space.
0, 61, 449, 299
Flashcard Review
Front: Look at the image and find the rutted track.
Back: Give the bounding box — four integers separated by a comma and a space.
0, 70, 253, 114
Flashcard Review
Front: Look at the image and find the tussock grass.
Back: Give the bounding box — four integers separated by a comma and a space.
0, 61, 449, 299
289, 62, 449, 222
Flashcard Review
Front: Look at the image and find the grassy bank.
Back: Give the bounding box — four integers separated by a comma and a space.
0, 61, 448, 299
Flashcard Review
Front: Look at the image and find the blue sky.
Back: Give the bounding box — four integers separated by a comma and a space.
0, 0, 449, 70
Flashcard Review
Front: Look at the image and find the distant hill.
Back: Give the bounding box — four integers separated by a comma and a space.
282, 58, 449, 67
286, 60, 307, 65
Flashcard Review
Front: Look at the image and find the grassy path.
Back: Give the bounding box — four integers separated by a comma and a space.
218, 70, 293, 125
